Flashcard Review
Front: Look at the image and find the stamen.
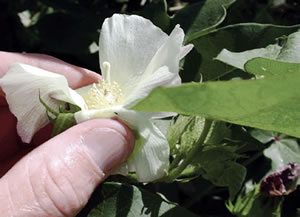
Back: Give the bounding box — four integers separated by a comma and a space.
83, 79, 123, 110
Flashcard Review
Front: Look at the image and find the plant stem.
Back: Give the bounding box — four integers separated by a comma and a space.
165, 119, 213, 182
169, 153, 183, 170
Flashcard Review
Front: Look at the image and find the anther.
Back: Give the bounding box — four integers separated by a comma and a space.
83, 79, 124, 110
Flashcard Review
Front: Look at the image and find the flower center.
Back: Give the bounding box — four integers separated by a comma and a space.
83, 62, 124, 109
84, 81, 123, 109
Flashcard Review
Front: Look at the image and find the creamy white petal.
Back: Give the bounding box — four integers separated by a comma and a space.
150, 112, 177, 119
51, 88, 87, 109
143, 25, 187, 78
74, 107, 118, 123
99, 14, 168, 89
180, 44, 194, 59
99, 15, 192, 106
117, 109, 170, 182
124, 66, 177, 107
74, 84, 93, 96
122, 25, 191, 106
126, 25, 192, 95
0, 63, 86, 143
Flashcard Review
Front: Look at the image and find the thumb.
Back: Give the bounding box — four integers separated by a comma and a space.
0, 119, 134, 217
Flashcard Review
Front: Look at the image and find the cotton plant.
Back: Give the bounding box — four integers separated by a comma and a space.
0, 14, 193, 182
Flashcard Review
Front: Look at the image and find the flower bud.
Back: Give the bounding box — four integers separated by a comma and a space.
260, 163, 300, 196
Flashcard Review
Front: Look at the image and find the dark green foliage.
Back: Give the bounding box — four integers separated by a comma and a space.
2, 1, 300, 216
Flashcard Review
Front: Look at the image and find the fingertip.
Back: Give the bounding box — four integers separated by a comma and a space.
0, 118, 135, 216
21, 53, 102, 89
73, 119, 135, 156
84, 121, 134, 173
0, 51, 101, 89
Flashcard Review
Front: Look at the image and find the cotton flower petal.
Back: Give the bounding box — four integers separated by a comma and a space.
118, 110, 170, 182
117, 109, 170, 182
180, 44, 194, 60
122, 26, 192, 111
0, 63, 86, 143
74, 107, 118, 123
99, 14, 168, 93
123, 26, 192, 106
143, 25, 190, 82
100, 15, 192, 108
124, 66, 177, 107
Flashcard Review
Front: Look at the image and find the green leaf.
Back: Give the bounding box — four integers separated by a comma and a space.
216, 30, 300, 71
250, 129, 279, 144
251, 128, 300, 172
196, 148, 246, 199
172, 0, 236, 42
139, 0, 170, 31
87, 182, 199, 217
133, 70, 300, 138
245, 58, 300, 77
182, 23, 300, 82
205, 121, 231, 145
264, 139, 300, 170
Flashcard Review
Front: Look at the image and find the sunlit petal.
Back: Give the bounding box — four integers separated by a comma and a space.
116, 24, 191, 105
124, 66, 176, 107
0, 63, 86, 143
117, 109, 170, 182
99, 14, 168, 89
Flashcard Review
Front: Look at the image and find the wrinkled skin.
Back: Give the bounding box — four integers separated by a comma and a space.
0, 52, 134, 217
0, 52, 100, 175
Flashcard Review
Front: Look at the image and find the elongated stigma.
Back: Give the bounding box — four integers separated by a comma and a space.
83, 62, 124, 109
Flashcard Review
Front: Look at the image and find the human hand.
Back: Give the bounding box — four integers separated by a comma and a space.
0, 51, 134, 217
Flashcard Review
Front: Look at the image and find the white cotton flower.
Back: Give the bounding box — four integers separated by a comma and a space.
0, 14, 193, 182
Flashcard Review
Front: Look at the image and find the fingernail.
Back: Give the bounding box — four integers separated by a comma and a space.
82, 127, 130, 173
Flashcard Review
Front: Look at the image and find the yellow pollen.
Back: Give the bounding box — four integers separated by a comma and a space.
83, 80, 123, 109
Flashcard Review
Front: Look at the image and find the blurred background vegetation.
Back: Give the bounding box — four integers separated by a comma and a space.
0, 0, 299, 72
1, 0, 300, 216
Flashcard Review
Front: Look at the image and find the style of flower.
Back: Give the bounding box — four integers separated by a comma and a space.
0, 14, 193, 182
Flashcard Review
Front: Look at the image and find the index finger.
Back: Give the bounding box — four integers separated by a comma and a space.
0, 51, 101, 89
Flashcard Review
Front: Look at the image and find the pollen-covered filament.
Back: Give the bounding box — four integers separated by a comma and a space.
84, 80, 124, 109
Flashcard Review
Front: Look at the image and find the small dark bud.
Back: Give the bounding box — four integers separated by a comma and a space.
260, 163, 300, 196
